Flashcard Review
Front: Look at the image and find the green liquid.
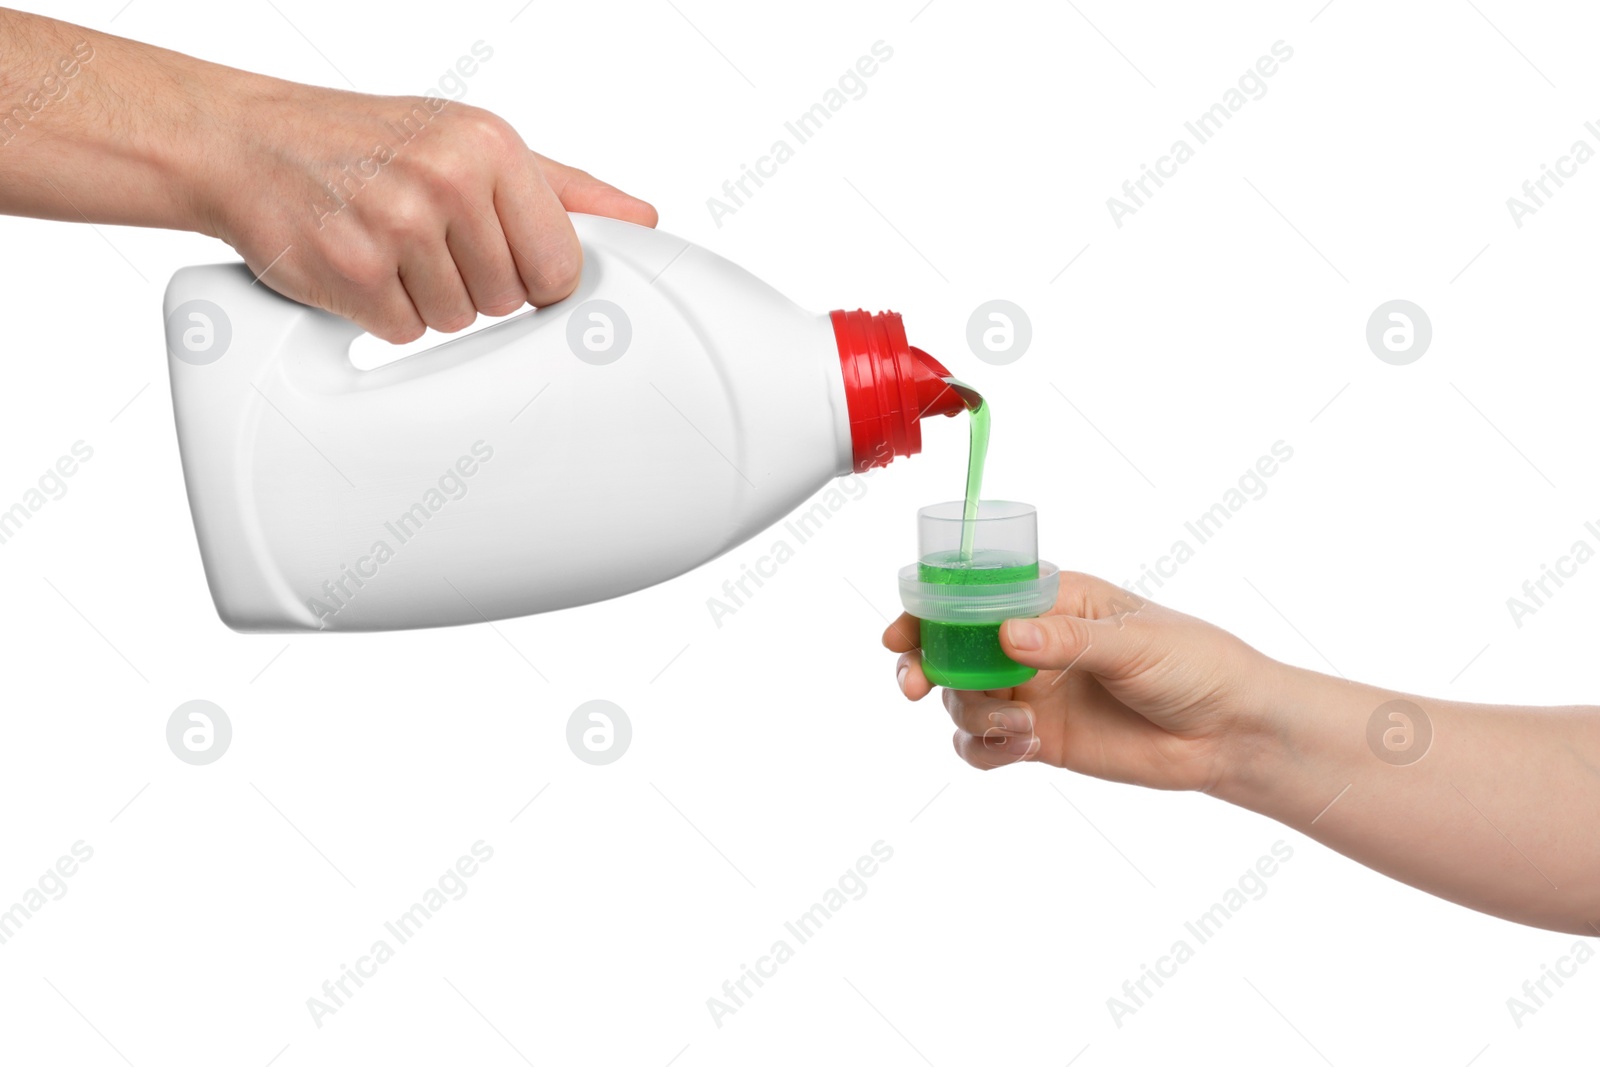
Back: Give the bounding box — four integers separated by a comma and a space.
959, 390, 989, 561
937, 376, 989, 560
918, 551, 1040, 690
918, 384, 1037, 689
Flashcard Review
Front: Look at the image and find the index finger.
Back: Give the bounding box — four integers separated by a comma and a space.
881, 612, 921, 652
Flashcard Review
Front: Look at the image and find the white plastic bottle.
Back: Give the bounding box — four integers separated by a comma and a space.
163, 214, 965, 632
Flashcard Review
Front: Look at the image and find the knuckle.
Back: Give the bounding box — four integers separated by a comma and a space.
408, 143, 480, 201
393, 320, 427, 344
1046, 615, 1085, 650
326, 246, 390, 291
956, 732, 1001, 772
460, 106, 520, 148
415, 163, 468, 203
559, 168, 599, 196
477, 297, 523, 317
427, 108, 521, 176
371, 318, 424, 344
435, 310, 477, 333
476, 283, 529, 315
378, 192, 439, 243
527, 238, 582, 300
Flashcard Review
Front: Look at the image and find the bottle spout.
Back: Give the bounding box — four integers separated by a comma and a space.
830, 309, 970, 472
942, 375, 983, 413
906, 346, 971, 418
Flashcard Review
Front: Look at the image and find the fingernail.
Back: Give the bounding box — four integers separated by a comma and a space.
897, 664, 909, 691
1008, 619, 1043, 651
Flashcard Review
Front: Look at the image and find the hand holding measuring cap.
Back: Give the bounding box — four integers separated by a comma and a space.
885, 571, 1264, 788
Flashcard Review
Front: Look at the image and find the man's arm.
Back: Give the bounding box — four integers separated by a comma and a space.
0, 7, 658, 340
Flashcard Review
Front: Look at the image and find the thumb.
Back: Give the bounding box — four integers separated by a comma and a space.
1000, 612, 1151, 676
532, 153, 659, 228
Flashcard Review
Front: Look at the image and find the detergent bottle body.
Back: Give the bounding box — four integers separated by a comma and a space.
164, 214, 959, 632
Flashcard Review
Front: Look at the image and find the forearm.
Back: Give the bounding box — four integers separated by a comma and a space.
1218, 664, 1600, 934
0, 7, 250, 231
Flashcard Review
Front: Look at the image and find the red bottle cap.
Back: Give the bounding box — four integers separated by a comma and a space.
831, 309, 964, 472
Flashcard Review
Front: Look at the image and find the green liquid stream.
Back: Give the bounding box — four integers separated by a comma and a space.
945, 378, 988, 562
915, 381, 1038, 689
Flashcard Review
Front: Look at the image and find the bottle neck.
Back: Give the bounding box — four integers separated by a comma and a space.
830, 309, 964, 472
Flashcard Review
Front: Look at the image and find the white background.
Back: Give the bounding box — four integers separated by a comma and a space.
2, 0, 1598, 1063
